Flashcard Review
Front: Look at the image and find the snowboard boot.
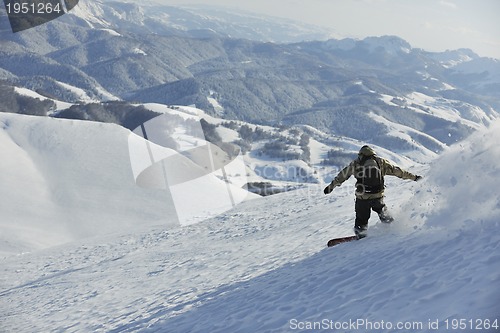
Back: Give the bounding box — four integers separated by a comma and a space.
379, 213, 394, 224
378, 207, 394, 224
354, 225, 368, 239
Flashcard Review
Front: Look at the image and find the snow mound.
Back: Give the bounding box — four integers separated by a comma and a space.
402, 119, 500, 231
0, 113, 255, 255
0, 113, 173, 255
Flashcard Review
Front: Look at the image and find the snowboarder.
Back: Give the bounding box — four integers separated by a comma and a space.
323, 145, 421, 239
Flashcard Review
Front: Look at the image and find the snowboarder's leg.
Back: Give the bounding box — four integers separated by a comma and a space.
354, 198, 370, 238
372, 197, 394, 223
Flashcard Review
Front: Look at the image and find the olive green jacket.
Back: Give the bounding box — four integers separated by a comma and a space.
327, 156, 418, 199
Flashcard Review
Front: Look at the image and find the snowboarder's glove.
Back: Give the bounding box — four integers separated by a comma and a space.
414, 175, 422, 181
323, 183, 335, 194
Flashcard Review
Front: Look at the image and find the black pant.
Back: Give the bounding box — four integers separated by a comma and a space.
355, 197, 392, 230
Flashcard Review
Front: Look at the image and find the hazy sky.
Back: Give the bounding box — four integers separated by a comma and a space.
159, 0, 500, 59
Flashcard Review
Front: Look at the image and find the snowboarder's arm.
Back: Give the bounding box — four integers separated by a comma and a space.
332, 162, 356, 185
324, 161, 356, 194
381, 158, 419, 180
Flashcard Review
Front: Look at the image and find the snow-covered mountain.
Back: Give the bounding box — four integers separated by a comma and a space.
424, 48, 500, 97
1, 1, 499, 158
63, 0, 337, 42
1, 110, 499, 332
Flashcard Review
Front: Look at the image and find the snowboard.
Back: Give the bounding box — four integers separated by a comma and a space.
327, 235, 359, 247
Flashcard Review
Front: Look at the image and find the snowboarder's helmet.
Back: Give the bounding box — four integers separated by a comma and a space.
359, 145, 376, 156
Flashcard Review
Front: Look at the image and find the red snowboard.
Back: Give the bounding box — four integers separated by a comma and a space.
327, 235, 359, 247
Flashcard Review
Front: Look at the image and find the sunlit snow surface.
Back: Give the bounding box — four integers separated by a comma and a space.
1, 112, 499, 332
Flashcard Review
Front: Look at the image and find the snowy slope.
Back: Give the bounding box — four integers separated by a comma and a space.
13, 87, 73, 112
1, 116, 499, 332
